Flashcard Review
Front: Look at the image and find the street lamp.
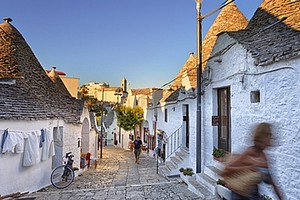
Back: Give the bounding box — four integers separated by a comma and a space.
100, 89, 104, 159
195, 0, 203, 174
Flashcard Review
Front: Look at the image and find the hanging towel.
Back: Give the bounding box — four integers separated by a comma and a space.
2, 131, 24, 154
39, 129, 45, 148
23, 131, 40, 166
1, 129, 9, 153
41, 128, 55, 161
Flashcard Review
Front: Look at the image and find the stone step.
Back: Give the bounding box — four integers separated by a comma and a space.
165, 160, 177, 171
212, 158, 225, 171
181, 146, 189, 154
195, 173, 217, 195
175, 150, 189, 161
160, 148, 191, 178
159, 165, 171, 177
170, 155, 182, 166
180, 174, 221, 200
204, 166, 222, 182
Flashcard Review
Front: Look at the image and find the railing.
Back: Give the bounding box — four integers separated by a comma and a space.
164, 126, 183, 161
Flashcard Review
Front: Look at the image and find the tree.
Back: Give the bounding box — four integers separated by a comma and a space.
115, 105, 144, 131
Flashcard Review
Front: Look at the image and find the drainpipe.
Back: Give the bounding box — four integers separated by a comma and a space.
195, 0, 203, 173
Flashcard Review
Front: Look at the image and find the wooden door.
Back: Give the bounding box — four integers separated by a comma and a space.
218, 87, 231, 151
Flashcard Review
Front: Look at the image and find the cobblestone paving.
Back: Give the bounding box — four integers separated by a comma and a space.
21, 146, 206, 200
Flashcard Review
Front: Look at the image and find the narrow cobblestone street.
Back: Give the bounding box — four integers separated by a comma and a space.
22, 146, 202, 200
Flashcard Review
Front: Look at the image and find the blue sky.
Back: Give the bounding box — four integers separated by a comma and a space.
1, 0, 262, 88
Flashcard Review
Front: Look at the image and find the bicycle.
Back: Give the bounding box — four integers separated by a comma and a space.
50, 152, 75, 189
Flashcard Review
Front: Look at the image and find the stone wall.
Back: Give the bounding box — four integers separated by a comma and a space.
202, 33, 300, 199
0, 119, 63, 195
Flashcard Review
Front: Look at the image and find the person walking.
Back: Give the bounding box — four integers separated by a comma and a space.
220, 122, 283, 200
133, 136, 142, 164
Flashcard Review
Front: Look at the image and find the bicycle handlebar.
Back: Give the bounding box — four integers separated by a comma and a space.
66, 152, 74, 159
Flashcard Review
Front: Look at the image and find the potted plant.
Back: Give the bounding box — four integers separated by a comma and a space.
179, 167, 193, 176
216, 179, 231, 200
179, 168, 193, 184
212, 147, 225, 162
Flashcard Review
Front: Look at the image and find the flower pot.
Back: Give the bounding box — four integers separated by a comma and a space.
217, 184, 232, 200
214, 156, 225, 162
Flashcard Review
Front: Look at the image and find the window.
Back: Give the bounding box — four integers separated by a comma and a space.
164, 108, 168, 122
250, 90, 260, 103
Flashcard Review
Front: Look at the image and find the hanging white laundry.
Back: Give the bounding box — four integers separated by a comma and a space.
23, 131, 40, 166
2, 131, 24, 154
41, 128, 55, 160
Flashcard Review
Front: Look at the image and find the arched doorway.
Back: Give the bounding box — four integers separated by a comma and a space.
81, 118, 90, 153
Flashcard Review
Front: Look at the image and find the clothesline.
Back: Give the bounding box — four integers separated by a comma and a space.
0, 128, 55, 167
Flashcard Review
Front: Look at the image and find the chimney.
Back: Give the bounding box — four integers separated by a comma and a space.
48, 66, 58, 83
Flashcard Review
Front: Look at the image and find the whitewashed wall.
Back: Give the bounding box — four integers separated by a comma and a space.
0, 106, 93, 196
202, 33, 300, 200
79, 106, 98, 159
105, 113, 118, 146
154, 96, 197, 169
63, 123, 82, 170
0, 119, 63, 196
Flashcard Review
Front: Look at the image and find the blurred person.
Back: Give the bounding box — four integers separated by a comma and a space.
220, 122, 283, 200
133, 136, 142, 164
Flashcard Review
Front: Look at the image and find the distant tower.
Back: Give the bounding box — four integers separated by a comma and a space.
121, 77, 127, 92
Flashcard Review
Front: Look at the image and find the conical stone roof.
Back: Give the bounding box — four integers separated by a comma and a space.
0, 18, 84, 123
171, 1, 248, 90
201, 0, 248, 70
227, 0, 300, 66
171, 52, 196, 90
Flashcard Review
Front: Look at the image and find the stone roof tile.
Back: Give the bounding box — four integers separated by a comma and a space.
227, 0, 300, 66
0, 18, 84, 123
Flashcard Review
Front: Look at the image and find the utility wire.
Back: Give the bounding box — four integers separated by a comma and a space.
202, 0, 235, 20
159, 0, 236, 90
132, 1, 300, 98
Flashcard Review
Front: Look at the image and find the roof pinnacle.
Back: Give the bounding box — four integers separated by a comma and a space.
3, 17, 12, 23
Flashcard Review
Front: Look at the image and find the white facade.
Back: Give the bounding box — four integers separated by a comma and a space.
0, 107, 97, 196
104, 113, 118, 146
96, 89, 122, 103
201, 33, 300, 199
161, 99, 196, 163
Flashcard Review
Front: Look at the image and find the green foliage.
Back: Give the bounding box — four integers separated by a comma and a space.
212, 147, 225, 158
216, 179, 226, 186
85, 98, 107, 116
116, 105, 144, 131
179, 168, 193, 176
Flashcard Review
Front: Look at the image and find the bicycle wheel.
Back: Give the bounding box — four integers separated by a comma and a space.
50, 165, 75, 189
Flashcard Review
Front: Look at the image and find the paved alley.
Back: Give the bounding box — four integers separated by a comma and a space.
21, 146, 203, 200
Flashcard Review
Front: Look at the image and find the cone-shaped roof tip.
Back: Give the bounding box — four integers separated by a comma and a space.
3, 17, 12, 23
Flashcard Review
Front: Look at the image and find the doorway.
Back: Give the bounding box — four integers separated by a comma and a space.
52, 126, 63, 169
217, 87, 231, 152
182, 104, 189, 149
